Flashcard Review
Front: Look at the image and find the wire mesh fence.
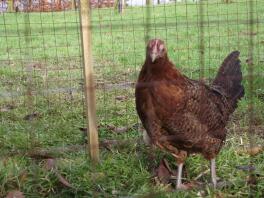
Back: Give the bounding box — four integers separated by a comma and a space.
0, 0, 263, 197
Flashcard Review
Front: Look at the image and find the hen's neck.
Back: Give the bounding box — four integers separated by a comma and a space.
144, 57, 184, 81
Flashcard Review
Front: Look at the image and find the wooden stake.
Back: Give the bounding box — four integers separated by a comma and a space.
79, 0, 99, 163
9, 0, 14, 12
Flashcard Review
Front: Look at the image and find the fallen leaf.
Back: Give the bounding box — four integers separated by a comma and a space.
247, 146, 263, 156
114, 110, 126, 116
55, 172, 74, 188
236, 146, 263, 156
246, 174, 257, 186
113, 126, 129, 133
23, 112, 40, 121
25, 62, 43, 72
214, 180, 233, 189
154, 158, 175, 184
44, 158, 56, 170
0, 104, 16, 112
236, 165, 255, 171
100, 139, 141, 151
6, 190, 25, 198
28, 150, 54, 159
156, 161, 171, 184
42, 158, 74, 189
105, 124, 115, 130
106, 124, 130, 134
152, 177, 173, 190
241, 31, 257, 36
115, 95, 128, 101
100, 139, 120, 150
180, 181, 200, 190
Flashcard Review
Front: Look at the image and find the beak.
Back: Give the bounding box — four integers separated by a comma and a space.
150, 53, 157, 63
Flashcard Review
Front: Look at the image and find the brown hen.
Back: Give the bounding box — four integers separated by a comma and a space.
135, 39, 244, 189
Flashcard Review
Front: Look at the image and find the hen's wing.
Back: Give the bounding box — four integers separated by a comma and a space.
135, 79, 164, 144
150, 79, 229, 158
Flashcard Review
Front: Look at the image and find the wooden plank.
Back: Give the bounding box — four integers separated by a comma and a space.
79, 0, 99, 163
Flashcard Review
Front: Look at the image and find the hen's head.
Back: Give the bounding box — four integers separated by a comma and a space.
146, 39, 167, 63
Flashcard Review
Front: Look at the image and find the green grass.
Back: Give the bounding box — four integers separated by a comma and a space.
0, 0, 264, 197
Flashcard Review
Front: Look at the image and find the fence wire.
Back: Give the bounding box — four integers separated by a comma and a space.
0, 0, 263, 197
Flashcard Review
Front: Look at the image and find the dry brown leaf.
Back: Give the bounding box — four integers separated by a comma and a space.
236, 146, 263, 156
6, 190, 25, 198
241, 31, 258, 36
0, 104, 16, 112
114, 110, 126, 116
28, 151, 54, 159
55, 172, 74, 188
181, 181, 200, 190
23, 112, 40, 121
153, 159, 197, 189
112, 126, 130, 133
44, 158, 56, 170
247, 146, 263, 156
246, 174, 257, 186
156, 167, 170, 184
42, 158, 74, 189
106, 124, 130, 134
154, 158, 174, 184
26, 62, 43, 70
100, 139, 141, 151
100, 139, 120, 150
115, 95, 128, 101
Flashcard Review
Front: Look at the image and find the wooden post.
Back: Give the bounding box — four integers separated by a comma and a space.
79, 0, 99, 163
118, 0, 125, 14
8, 0, 14, 12
71, 0, 75, 10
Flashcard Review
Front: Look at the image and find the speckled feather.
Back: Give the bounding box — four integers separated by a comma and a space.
135, 41, 244, 163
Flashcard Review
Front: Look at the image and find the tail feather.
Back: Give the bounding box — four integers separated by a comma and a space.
212, 51, 245, 110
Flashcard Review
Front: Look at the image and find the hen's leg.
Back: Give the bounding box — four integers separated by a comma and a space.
173, 150, 188, 190
176, 163, 184, 188
210, 158, 217, 188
